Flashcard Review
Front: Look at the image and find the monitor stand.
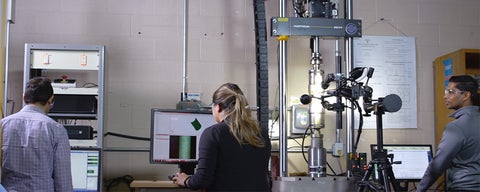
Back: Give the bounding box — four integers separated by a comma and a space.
179, 162, 197, 175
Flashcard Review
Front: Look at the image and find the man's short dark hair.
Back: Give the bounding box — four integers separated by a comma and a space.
449, 75, 479, 106
24, 77, 54, 105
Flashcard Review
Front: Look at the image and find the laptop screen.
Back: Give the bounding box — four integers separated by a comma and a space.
370, 144, 433, 181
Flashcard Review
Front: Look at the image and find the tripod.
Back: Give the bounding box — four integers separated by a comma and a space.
356, 102, 401, 192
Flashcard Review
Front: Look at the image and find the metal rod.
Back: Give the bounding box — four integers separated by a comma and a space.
3, 20, 13, 117
181, 0, 188, 100
278, 0, 288, 177
335, 40, 342, 143
345, 0, 355, 177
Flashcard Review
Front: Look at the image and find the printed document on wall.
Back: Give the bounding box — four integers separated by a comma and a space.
354, 35, 417, 129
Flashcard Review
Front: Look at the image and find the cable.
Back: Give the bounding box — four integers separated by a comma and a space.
290, 137, 303, 146
301, 127, 312, 164
82, 82, 98, 88
326, 160, 337, 176
352, 99, 363, 154
104, 132, 150, 141
337, 155, 345, 176
269, 135, 306, 141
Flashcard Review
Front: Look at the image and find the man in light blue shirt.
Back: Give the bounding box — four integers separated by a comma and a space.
1, 77, 72, 192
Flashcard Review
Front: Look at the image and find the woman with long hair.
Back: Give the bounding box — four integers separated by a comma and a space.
173, 83, 271, 191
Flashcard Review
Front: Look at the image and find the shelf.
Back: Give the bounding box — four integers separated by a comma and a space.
70, 139, 97, 148
53, 87, 98, 95
48, 113, 97, 119
103, 147, 150, 152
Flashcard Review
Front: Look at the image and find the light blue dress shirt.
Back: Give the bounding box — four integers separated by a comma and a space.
1, 105, 72, 192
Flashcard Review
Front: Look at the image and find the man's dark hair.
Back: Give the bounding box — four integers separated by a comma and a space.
449, 75, 479, 106
24, 77, 54, 105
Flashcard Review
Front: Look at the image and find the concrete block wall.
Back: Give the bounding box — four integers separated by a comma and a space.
5, 0, 480, 184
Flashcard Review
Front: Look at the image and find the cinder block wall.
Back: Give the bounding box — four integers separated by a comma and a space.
5, 0, 480, 183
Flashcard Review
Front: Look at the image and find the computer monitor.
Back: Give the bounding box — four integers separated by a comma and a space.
150, 109, 217, 173
370, 144, 433, 182
71, 148, 101, 192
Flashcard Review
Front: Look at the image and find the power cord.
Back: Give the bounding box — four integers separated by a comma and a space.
104, 132, 150, 141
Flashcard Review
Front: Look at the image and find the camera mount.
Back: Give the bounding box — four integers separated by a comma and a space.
356, 94, 402, 192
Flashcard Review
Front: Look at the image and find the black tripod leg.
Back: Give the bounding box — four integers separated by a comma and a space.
356, 162, 374, 192
385, 165, 401, 191
380, 165, 391, 192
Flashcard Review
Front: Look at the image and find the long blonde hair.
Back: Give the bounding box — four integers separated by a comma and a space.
212, 83, 265, 148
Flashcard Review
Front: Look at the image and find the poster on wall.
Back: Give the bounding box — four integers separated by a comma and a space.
442, 58, 453, 87
353, 35, 417, 129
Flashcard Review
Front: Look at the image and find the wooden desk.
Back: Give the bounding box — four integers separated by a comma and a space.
130, 180, 178, 188
130, 180, 195, 192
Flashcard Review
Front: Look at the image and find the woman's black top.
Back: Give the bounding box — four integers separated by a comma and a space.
187, 121, 271, 191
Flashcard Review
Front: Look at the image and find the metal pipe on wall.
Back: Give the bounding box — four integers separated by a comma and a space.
181, 0, 188, 101
3, 0, 14, 117
2, 23, 10, 117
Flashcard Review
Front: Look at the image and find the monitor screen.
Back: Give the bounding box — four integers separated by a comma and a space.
150, 109, 217, 164
71, 148, 101, 192
370, 144, 433, 181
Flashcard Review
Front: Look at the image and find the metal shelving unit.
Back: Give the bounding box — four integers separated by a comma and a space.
23, 43, 105, 191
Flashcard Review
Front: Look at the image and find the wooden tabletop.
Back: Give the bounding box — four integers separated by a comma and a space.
130, 180, 181, 188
